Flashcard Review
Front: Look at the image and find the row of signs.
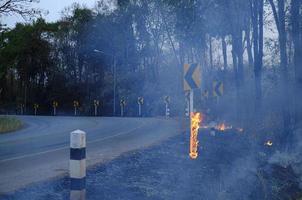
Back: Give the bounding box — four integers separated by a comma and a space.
22, 96, 172, 110
29, 100, 101, 109
120, 96, 171, 107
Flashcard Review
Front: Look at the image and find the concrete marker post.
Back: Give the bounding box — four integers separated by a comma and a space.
70, 129, 86, 200
165, 103, 170, 118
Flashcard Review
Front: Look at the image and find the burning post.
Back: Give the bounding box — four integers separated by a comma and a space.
189, 112, 202, 159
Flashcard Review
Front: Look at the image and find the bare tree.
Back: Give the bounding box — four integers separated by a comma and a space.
0, 0, 40, 19
250, 0, 264, 108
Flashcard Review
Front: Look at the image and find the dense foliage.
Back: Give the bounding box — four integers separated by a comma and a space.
0, 0, 302, 136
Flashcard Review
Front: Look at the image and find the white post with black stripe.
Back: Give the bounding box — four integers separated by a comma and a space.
165, 103, 170, 118
70, 129, 86, 200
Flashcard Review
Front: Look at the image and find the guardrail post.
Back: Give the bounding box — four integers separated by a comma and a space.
70, 129, 86, 200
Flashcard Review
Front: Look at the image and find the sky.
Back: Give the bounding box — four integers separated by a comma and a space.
2, 0, 97, 27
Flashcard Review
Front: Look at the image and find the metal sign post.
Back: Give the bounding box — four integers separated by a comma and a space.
121, 105, 124, 117
34, 104, 39, 116
183, 63, 202, 160
137, 97, 144, 117
164, 96, 170, 118
183, 63, 201, 117
73, 101, 79, 116
53, 101, 58, 116
190, 90, 194, 114
93, 100, 99, 116
120, 99, 125, 117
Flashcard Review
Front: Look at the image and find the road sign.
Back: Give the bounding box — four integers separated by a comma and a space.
164, 96, 170, 104
33, 103, 39, 116
53, 101, 58, 108
120, 99, 126, 106
73, 100, 79, 107
94, 100, 100, 106
213, 81, 224, 97
52, 101, 58, 116
183, 63, 201, 91
137, 97, 144, 105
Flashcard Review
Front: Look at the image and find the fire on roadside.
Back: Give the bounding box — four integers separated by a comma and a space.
189, 112, 202, 159
265, 140, 273, 146
215, 123, 232, 131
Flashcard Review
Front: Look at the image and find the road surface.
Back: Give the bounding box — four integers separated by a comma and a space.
0, 116, 180, 194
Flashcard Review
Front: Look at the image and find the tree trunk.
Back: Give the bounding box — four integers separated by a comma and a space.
222, 36, 228, 70
209, 36, 213, 69
269, 0, 291, 149
251, 0, 264, 109
291, 0, 302, 124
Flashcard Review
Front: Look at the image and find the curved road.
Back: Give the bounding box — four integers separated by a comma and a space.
0, 116, 180, 194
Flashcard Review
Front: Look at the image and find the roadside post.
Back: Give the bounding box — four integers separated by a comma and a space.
185, 92, 190, 117
120, 99, 126, 117
164, 96, 170, 118
33, 103, 39, 116
70, 129, 86, 200
20, 103, 24, 115
52, 101, 58, 116
212, 80, 224, 104
73, 100, 79, 116
183, 63, 201, 159
137, 97, 144, 117
93, 100, 99, 116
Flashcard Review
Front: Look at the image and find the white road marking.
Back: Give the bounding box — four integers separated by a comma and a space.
0, 121, 149, 163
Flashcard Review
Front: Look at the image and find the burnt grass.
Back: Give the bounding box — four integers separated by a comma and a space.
2, 130, 302, 200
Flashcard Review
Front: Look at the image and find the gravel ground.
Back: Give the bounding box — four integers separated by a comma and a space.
1, 130, 293, 200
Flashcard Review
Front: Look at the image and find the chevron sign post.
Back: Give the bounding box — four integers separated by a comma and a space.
184, 63, 201, 91
164, 96, 170, 118
120, 99, 126, 117
137, 97, 144, 117
183, 63, 201, 116
213, 81, 224, 97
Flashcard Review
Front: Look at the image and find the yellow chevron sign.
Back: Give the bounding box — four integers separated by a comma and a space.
184, 63, 201, 91
213, 81, 224, 97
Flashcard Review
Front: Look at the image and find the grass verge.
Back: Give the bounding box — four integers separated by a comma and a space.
0, 116, 23, 133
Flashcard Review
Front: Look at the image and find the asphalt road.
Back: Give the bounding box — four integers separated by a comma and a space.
0, 116, 180, 194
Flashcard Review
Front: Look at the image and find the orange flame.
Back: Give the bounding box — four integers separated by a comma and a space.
189, 112, 202, 159
265, 140, 273, 146
215, 123, 232, 131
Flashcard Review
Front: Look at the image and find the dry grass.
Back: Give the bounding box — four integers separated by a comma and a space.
0, 116, 23, 133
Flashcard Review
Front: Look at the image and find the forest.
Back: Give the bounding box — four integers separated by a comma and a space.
0, 0, 302, 147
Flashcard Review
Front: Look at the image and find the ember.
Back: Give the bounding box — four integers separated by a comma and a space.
215, 123, 232, 131
265, 140, 273, 146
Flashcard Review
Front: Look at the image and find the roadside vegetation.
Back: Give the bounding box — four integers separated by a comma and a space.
0, 117, 23, 133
